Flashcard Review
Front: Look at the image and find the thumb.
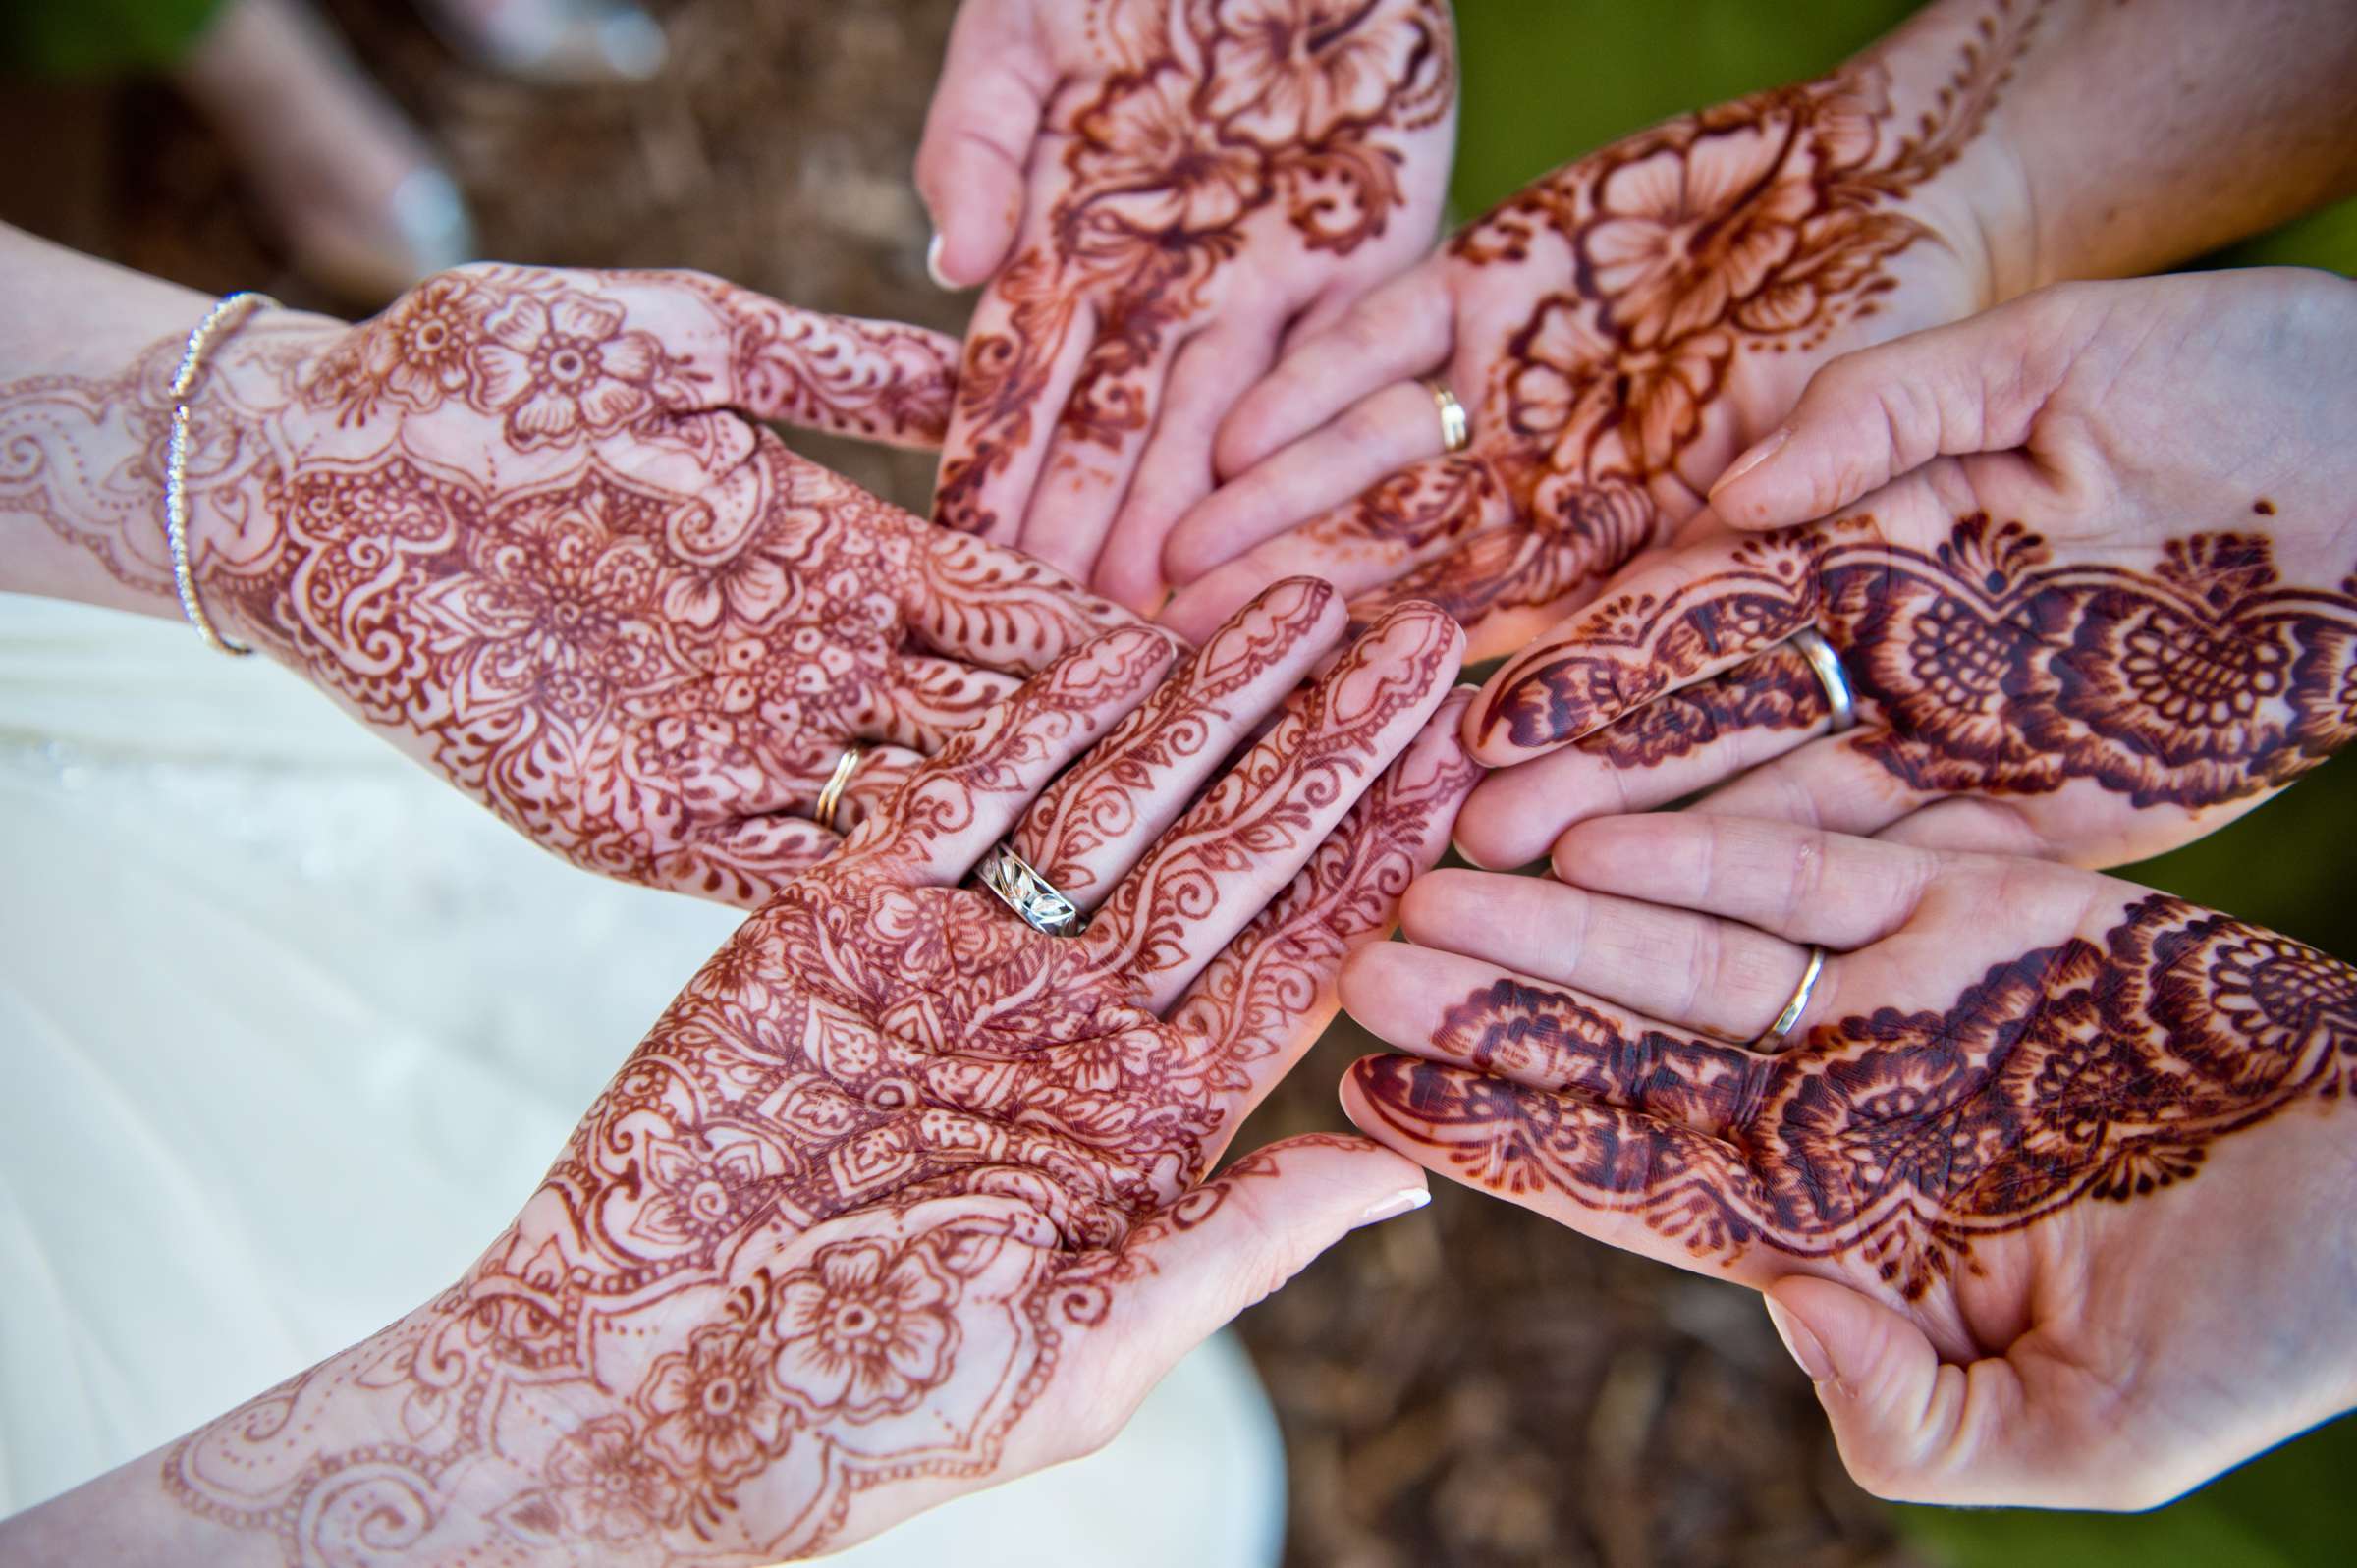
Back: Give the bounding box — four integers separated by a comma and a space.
1708, 291, 2088, 530
1764, 1274, 2030, 1507
1112, 1136, 1429, 1370
914, 0, 1052, 290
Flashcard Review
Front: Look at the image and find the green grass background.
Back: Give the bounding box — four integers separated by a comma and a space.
1448, 4, 2357, 1563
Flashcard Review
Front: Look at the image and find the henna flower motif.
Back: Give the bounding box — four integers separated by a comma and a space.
474, 290, 668, 446
373, 273, 487, 411
2044, 601, 2297, 800
770, 1237, 960, 1422
1075, 74, 1267, 241
1583, 117, 1825, 351
419, 480, 689, 727
1203, 0, 1432, 146
544, 1414, 681, 1542
632, 1125, 796, 1248
640, 1324, 793, 1487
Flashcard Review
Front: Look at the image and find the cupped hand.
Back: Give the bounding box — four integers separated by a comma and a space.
1338, 813, 2357, 1508
172, 264, 1144, 904
1456, 268, 2357, 872
160, 581, 1477, 1562
1159, 0, 2037, 655
918, 0, 1456, 608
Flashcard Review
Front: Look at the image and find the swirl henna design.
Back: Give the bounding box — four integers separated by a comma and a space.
0, 265, 1140, 905
1346, 892, 2357, 1304
157, 593, 1476, 1564
1165, 0, 2042, 655
1481, 512, 2357, 833
931, 0, 1455, 588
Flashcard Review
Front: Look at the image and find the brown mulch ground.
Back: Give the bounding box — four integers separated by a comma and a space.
3, 3, 1922, 1561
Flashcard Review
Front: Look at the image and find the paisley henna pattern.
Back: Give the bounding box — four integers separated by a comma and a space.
0, 266, 1136, 904
1350, 894, 2357, 1301
1012, 575, 1338, 900
1289, 1, 2040, 649
933, 0, 1454, 537
159, 604, 1474, 1564
1491, 512, 2357, 812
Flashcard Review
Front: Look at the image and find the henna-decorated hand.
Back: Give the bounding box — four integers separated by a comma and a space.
919, 0, 1456, 608
7, 264, 1148, 904
65, 582, 1477, 1564
1159, 0, 2042, 654
1338, 814, 2357, 1509
1455, 268, 2357, 872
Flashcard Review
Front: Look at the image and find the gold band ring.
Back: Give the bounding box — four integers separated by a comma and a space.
1786, 627, 1856, 734
814, 745, 864, 834
1754, 945, 1827, 1054
1424, 378, 1469, 454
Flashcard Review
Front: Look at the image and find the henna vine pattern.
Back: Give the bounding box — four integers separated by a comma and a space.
933, 0, 1454, 539
1275, 1, 2040, 651
1498, 512, 2357, 812
160, 603, 1475, 1564
1351, 894, 2357, 1301
0, 266, 1137, 904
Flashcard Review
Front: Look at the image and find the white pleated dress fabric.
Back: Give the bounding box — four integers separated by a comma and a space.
0, 592, 1283, 1567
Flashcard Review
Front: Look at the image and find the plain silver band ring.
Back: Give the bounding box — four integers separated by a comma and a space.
1754, 945, 1827, 1054
1424, 378, 1470, 454
1787, 627, 1856, 734
814, 745, 864, 834
974, 842, 1084, 937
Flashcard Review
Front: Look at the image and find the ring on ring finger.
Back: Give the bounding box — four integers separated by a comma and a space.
1423, 377, 1469, 454
1752, 945, 1827, 1054
1785, 627, 1855, 734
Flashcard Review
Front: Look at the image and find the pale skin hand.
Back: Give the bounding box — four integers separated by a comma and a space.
917, 0, 1457, 610
1454, 268, 2357, 874
1336, 812, 2357, 1509
1159, 0, 2357, 658
0, 225, 1147, 905
0, 580, 1480, 1565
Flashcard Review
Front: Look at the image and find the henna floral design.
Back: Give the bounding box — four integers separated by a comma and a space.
0, 265, 1138, 904
1350, 894, 2357, 1301
932, 0, 1453, 553
1218, 1, 2041, 654
1493, 511, 2357, 813
156, 596, 1476, 1564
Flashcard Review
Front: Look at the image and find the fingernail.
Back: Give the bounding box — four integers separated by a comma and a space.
1710, 425, 1790, 499
1764, 1295, 1833, 1383
1355, 1186, 1431, 1228
925, 232, 955, 292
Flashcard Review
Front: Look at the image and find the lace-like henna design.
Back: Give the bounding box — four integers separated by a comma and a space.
1493, 512, 2357, 810
1352, 894, 2357, 1300
0, 266, 1131, 904
159, 617, 1471, 1564
933, 0, 1454, 534
1302, 2, 2040, 643
1011, 575, 1337, 899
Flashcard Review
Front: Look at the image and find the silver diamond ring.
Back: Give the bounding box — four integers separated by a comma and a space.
974, 842, 1084, 937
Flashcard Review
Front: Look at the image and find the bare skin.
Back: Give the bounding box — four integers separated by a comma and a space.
1340, 814, 2357, 1509
0, 582, 1480, 1564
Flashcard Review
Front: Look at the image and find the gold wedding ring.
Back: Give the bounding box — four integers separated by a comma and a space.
814, 745, 864, 834
974, 842, 1084, 937
1754, 945, 1827, 1054
1786, 627, 1856, 734
1424, 377, 1470, 454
